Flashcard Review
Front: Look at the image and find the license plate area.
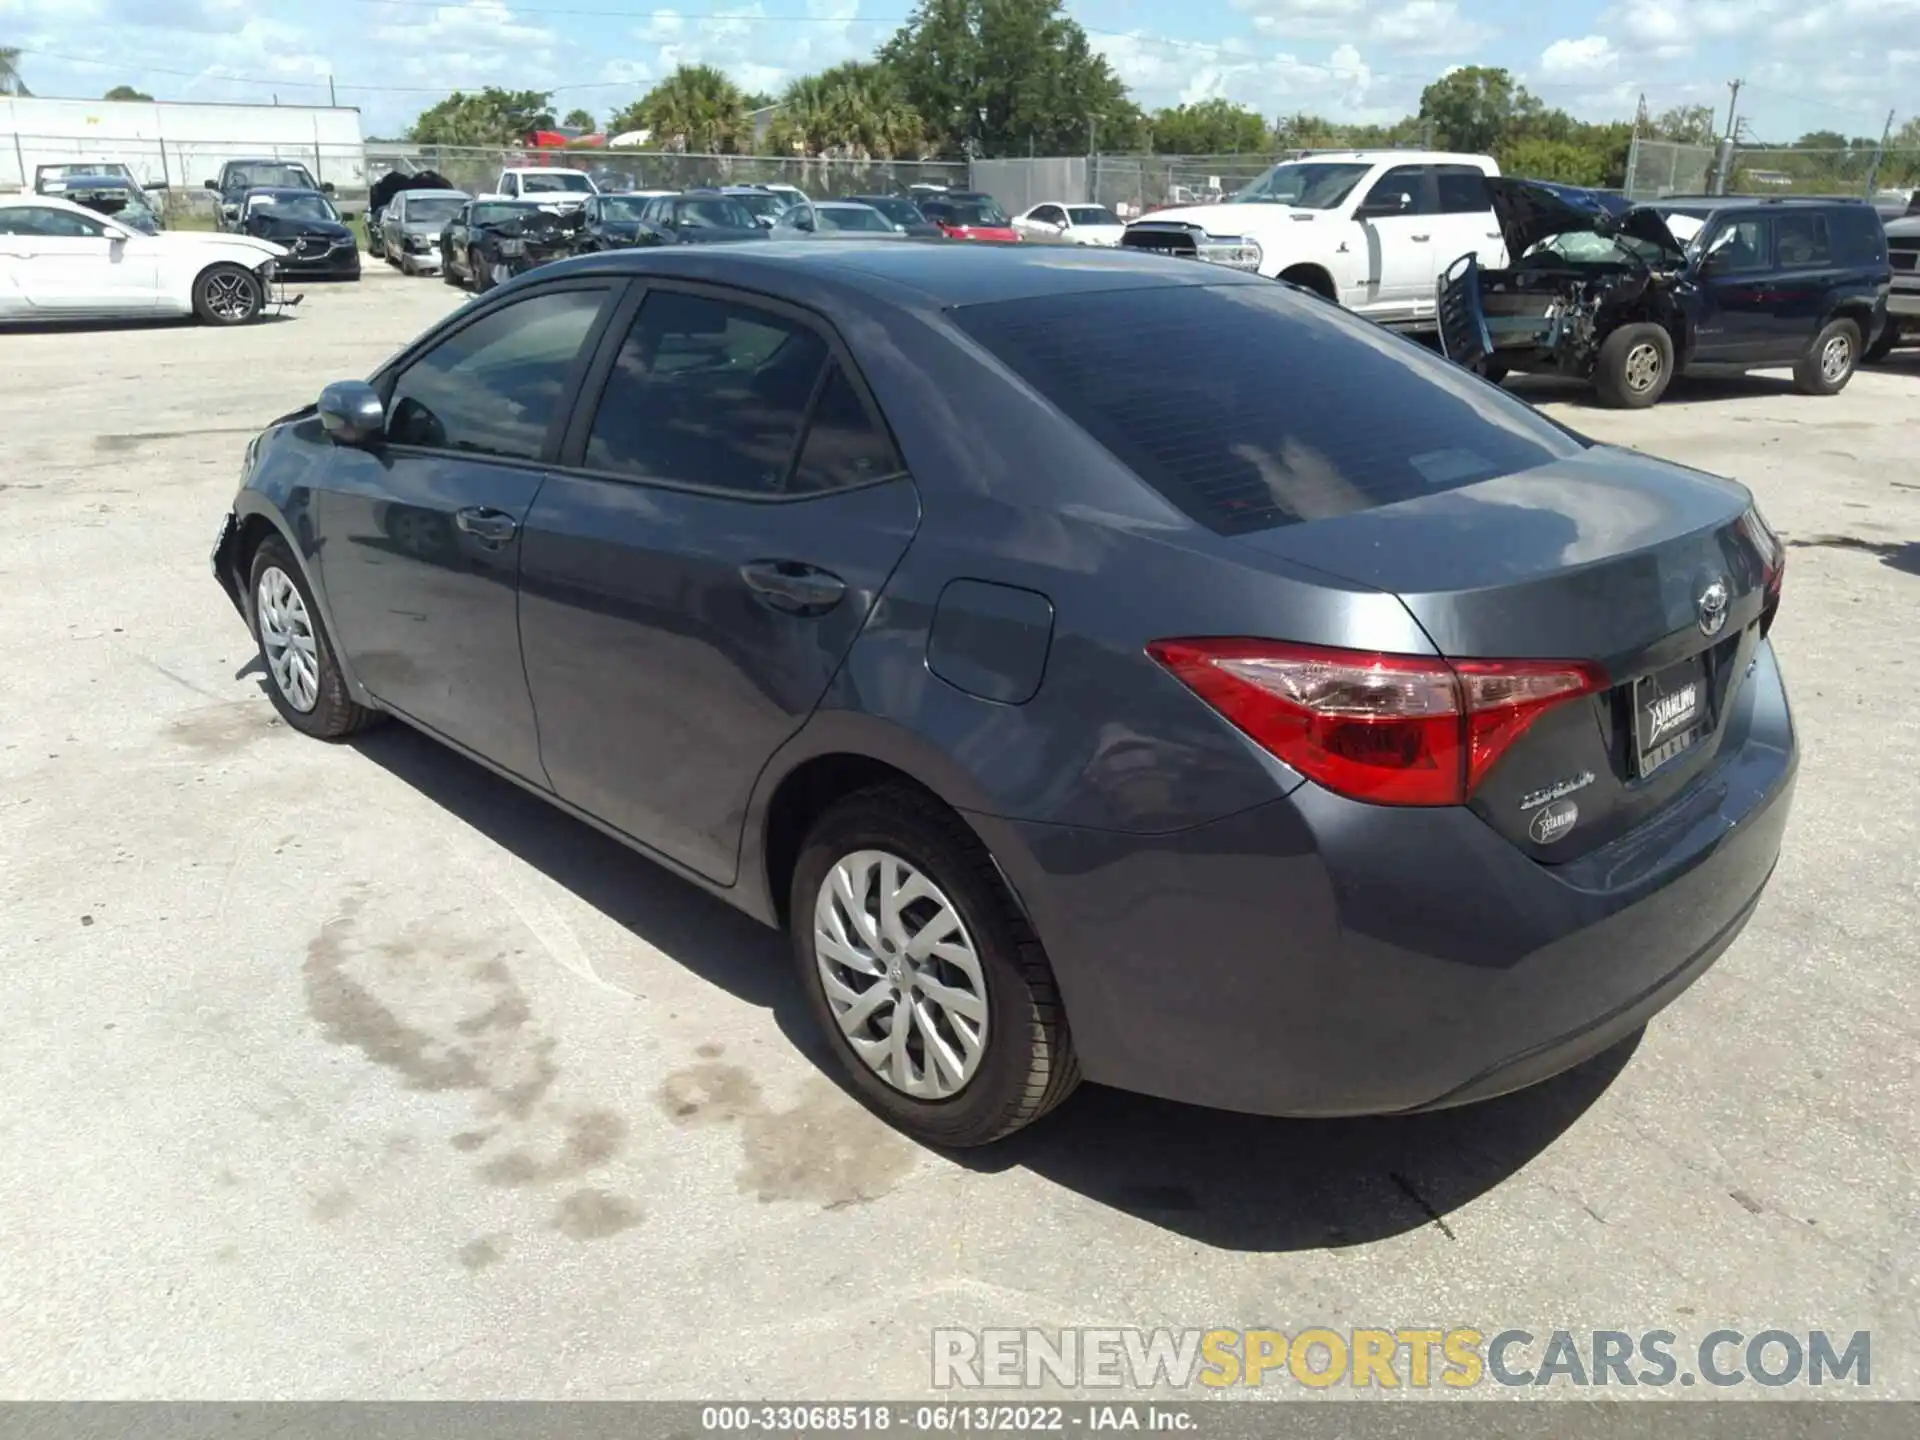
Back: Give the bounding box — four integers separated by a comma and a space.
1633, 654, 1714, 778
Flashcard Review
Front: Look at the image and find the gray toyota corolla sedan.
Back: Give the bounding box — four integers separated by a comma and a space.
212, 241, 1796, 1147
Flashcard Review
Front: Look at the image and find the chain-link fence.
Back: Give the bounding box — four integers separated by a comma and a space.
1088, 153, 1290, 218
1624, 137, 1920, 205
4, 135, 369, 222
965, 156, 1088, 215
365, 143, 969, 201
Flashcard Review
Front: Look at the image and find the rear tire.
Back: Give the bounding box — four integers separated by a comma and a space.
790, 783, 1080, 1147
192, 263, 263, 326
1794, 317, 1860, 395
1477, 357, 1510, 385
246, 536, 379, 741
1593, 322, 1674, 408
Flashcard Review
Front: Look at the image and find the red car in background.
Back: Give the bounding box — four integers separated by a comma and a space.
920, 196, 1020, 242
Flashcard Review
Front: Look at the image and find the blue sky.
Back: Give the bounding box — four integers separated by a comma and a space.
2, 0, 1913, 144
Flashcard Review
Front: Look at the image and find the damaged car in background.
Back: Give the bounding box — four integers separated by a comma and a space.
366, 168, 457, 258
236, 187, 362, 281
439, 198, 588, 292
1438, 181, 1890, 408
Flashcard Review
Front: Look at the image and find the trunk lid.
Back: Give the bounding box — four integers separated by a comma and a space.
1487, 177, 1686, 264
1239, 446, 1774, 860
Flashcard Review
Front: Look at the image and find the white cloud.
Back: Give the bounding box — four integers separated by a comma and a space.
1368, 1, 1495, 55
1539, 34, 1621, 80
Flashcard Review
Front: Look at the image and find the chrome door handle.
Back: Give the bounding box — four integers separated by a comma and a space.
1412, 233, 1431, 243
454, 507, 518, 544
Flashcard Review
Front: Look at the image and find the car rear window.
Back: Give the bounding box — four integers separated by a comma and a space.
951, 284, 1584, 535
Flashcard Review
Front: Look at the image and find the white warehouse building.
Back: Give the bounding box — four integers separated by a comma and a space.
1, 96, 367, 197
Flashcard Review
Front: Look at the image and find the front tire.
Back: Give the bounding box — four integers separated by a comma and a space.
193, 263, 263, 326
442, 252, 463, 287
470, 247, 493, 292
1593, 322, 1674, 408
790, 783, 1080, 1147
247, 536, 378, 740
1795, 317, 1860, 395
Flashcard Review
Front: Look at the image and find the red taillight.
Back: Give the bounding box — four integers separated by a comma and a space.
1738, 506, 1785, 634
1147, 639, 1607, 807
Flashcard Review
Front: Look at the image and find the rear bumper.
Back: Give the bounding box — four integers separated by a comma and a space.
977, 640, 1797, 1118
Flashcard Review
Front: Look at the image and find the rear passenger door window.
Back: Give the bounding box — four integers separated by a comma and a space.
1433, 165, 1489, 213
789, 364, 904, 494
581, 289, 831, 494
1774, 212, 1831, 268
385, 286, 609, 459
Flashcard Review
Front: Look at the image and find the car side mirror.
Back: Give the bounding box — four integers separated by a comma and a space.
322, 182, 336, 195
317, 381, 385, 447
204, 179, 218, 191
1356, 191, 1412, 219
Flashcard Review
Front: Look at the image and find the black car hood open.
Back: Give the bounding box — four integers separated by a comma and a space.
369, 169, 456, 214
1487, 177, 1685, 263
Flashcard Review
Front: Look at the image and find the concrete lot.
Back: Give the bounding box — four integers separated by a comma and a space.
1, 266, 1916, 1399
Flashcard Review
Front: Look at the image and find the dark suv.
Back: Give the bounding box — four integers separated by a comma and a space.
1440, 184, 1891, 407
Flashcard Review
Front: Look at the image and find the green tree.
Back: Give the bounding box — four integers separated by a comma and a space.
562, 107, 597, 132
1149, 99, 1268, 155
0, 46, 28, 97
743, 91, 777, 111
103, 84, 153, 102
1499, 137, 1609, 187
879, 0, 1132, 157
610, 66, 751, 154
409, 88, 557, 146
1417, 66, 1533, 156
767, 62, 926, 159
1650, 104, 1716, 145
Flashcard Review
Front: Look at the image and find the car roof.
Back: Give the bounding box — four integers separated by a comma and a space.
246, 186, 327, 198
536, 238, 1266, 307
0, 194, 105, 214
395, 189, 469, 200
815, 200, 878, 210
1653, 194, 1869, 210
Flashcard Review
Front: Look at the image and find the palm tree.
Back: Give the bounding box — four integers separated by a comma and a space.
1, 47, 31, 98
767, 63, 925, 160
615, 66, 750, 155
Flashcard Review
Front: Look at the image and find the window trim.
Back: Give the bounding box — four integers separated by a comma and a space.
373, 277, 626, 468
552, 276, 910, 504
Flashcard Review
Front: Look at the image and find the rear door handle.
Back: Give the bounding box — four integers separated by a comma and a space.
1412, 233, 1431, 242
740, 559, 845, 615
454, 507, 518, 544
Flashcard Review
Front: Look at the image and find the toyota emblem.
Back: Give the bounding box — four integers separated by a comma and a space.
1697, 578, 1730, 636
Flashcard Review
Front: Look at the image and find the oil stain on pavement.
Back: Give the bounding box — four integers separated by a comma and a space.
658, 1060, 916, 1209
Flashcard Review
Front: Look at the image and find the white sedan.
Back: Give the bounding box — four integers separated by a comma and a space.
1012, 202, 1128, 246
0, 195, 287, 325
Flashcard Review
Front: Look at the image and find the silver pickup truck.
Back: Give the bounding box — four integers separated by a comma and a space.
1868, 208, 1920, 362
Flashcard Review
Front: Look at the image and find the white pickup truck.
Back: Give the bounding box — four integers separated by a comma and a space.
1119, 150, 1509, 333
481, 167, 600, 207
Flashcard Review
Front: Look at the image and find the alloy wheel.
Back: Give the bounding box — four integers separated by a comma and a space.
1623, 341, 1662, 394
255, 565, 320, 713
1820, 334, 1851, 384
813, 849, 989, 1099
204, 271, 255, 321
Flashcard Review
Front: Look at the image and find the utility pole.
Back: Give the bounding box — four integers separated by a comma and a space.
1712, 79, 1743, 194
328, 73, 337, 107
1865, 108, 1897, 197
